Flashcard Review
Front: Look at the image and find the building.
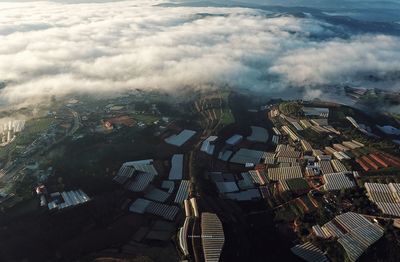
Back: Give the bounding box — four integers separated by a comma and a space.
201, 213, 225, 262
215, 181, 239, 193
291, 242, 328, 262
272, 135, 279, 145
333, 143, 350, 152
129, 198, 179, 221
356, 158, 371, 172
267, 166, 303, 181
272, 127, 281, 136
178, 217, 190, 256
342, 141, 362, 150
144, 186, 170, 203
165, 129, 196, 147
201, 136, 218, 155
225, 189, 261, 201
174, 180, 190, 204
230, 148, 269, 165
300, 119, 313, 129
291, 122, 304, 131
310, 118, 329, 126
376, 125, 400, 135
302, 107, 329, 118
323, 172, 356, 191
324, 146, 337, 155
247, 126, 269, 143
275, 144, 295, 152
282, 126, 300, 142
225, 134, 243, 146
300, 140, 313, 153
319, 161, 335, 175
218, 150, 233, 161
47, 189, 90, 210
114, 159, 158, 185
315, 212, 384, 262
275, 148, 301, 158
334, 151, 351, 161
169, 154, 184, 180
365, 182, 400, 217
331, 159, 348, 173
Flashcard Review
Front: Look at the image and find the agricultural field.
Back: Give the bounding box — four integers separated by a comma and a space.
278, 102, 303, 117
275, 205, 298, 222
131, 113, 160, 125
15, 117, 54, 145
220, 108, 235, 126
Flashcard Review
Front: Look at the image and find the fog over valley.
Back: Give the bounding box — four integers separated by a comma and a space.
0, 0, 399, 107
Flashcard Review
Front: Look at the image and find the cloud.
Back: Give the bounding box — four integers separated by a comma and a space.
269, 35, 400, 87
0, 0, 399, 107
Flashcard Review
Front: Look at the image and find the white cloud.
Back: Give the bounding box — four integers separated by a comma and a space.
0, 0, 399, 106
269, 35, 400, 86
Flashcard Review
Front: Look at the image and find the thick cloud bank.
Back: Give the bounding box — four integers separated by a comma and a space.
0, 0, 399, 106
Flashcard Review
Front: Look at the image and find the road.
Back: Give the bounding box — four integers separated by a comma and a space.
187, 92, 225, 262
65, 106, 80, 137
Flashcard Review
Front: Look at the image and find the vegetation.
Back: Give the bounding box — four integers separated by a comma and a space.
274, 206, 297, 222
279, 102, 303, 117
0, 117, 54, 160
16, 117, 53, 145
132, 113, 160, 125
220, 108, 235, 125
10, 174, 36, 199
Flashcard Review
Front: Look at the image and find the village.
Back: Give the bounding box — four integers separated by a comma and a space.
0, 90, 400, 262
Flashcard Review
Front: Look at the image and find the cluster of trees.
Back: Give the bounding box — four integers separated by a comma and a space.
279, 102, 303, 117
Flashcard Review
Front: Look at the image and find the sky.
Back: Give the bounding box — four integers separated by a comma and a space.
0, 0, 399, 107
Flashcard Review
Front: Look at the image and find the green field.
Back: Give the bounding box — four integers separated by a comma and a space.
16, 117, 53, 145
279, 102, 303, 117
220, 108, 235, 125
132, 113, 160, 125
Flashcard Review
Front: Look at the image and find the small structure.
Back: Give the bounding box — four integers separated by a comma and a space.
201, 136, 218, 155
282, 126, 300, 142
161, 180, 175, 194
302, 107, 329, 118
247, 126, 269, 143
174, 180, 190, 204
215, 181, 239, 193
331, 159, 348, 173
114, 160, 158, 192
178, 217, 190, 256
218, 150, 233, 161
291, 242, 328, 262
47, 189, 90, 210
225, 189, 261, 201
129, 198, 179, 221
225, 134, 243, 146
323, 172, 356, 191
165, 129, 196, 147
300, 140, 313, 153
267, 166, 303, 181
230, 148, 269, 165
318, 160, 335, 175
376, 125, 400, 135
144, 186, 170, 203
169, 154, 184, 180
